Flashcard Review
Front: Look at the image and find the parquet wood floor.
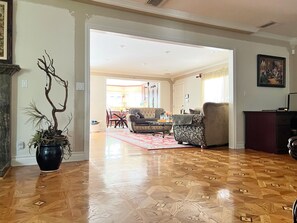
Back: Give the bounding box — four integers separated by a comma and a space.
1, 131, 297, 223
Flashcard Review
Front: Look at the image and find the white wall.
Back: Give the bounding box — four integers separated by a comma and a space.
173, 75, 203, 112
12, 0, 292, 166
90, 75, 106, 132
159, 80, 171, 113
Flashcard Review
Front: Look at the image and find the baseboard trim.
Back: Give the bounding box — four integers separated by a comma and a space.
64, 152, 87, 162
11, 156, 36, 166
11, 152, 87, 167
235, 143, 245, 149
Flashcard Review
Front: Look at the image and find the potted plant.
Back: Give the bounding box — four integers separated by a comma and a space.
25, 51, 72, 172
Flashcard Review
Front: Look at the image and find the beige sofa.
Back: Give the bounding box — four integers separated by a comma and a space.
126, 107, 172, 133
172, 102, 229, 148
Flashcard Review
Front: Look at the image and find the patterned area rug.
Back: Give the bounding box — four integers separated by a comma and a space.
107, 129, 194, 150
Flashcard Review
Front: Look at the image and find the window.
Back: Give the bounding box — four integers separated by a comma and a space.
106, 91, 123, 108
106, 85, 144, 110
202, 67, 229, 103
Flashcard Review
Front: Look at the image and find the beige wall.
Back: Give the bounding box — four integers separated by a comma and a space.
12, 0, 293, 165
12, 0, 76, 165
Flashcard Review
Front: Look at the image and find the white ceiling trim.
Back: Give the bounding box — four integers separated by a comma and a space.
91, 60, 229, 81
91, 70, 172, 80
251, 31, 292, 42
290, 38, 297, 47
170, 60, 228, 79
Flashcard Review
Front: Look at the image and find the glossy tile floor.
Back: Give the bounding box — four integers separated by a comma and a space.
1, 131, 297, 223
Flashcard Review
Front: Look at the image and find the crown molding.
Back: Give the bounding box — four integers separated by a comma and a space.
251, 31, 293, 43
91, 70, 172, 82
171, 60, 228, 81
290, 38, 297, 46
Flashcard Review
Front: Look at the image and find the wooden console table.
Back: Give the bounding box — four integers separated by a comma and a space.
244, 111, 297, 153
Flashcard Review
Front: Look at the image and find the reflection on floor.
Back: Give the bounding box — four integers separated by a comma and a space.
0, 131, 296, 222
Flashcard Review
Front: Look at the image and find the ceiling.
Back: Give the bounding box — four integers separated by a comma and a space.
80, 0, 297, 42
90, 30, 230, 78
87, 0, 297, 79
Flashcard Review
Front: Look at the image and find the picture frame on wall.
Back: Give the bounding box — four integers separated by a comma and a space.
257, 54, 286, 88
0, 0, 12, 64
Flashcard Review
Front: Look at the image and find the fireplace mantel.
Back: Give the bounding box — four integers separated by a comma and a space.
0, 64, 21, 75
0, 64, 21, 177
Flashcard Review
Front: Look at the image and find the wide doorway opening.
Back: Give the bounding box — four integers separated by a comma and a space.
88, 29, 234, 158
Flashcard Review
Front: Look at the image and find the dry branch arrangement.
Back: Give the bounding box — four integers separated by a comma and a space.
25, 51, 72, 159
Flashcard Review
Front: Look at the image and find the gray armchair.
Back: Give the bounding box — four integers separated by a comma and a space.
172, 102, 229, 148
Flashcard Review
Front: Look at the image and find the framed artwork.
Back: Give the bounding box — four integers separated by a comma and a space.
257, 54, 286, 88
0, 0, 12, 64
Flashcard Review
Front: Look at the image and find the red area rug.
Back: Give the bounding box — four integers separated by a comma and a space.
107, 129, 194, 150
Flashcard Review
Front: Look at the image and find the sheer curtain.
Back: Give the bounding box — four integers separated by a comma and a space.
201, 67, 229, 103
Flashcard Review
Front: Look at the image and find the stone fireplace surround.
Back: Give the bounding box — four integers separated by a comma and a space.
0, 64, 20, 177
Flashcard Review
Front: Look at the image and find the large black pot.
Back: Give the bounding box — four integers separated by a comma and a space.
36, 145, 63, 171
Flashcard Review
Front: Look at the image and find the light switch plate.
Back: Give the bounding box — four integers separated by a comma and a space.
76, 82, 85, 91
21, 80, 28, 88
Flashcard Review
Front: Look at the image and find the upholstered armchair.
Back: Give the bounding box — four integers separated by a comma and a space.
172, 102, 229, 148
288, 136, 297, 222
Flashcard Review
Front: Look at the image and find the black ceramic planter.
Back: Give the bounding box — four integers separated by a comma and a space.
36, 145, 63, 172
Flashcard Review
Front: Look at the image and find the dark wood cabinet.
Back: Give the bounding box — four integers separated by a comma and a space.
244, 111, 297, 153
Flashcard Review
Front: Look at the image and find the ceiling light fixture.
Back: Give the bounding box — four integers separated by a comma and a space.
196, 73, 202, 78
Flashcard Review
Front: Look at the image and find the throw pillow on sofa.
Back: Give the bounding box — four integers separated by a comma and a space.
189, 108, 201, 114
135, 112, 144, 119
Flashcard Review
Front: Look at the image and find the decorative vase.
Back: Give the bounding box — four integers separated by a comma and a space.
36, 145, 63, 172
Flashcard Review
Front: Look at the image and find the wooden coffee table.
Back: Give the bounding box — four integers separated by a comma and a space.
146, 120, 173, 138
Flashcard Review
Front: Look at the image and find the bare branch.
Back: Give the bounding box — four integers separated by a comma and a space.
36, 51, 69, 131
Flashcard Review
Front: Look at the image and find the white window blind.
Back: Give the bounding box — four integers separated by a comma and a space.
201, 67, 229, 103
